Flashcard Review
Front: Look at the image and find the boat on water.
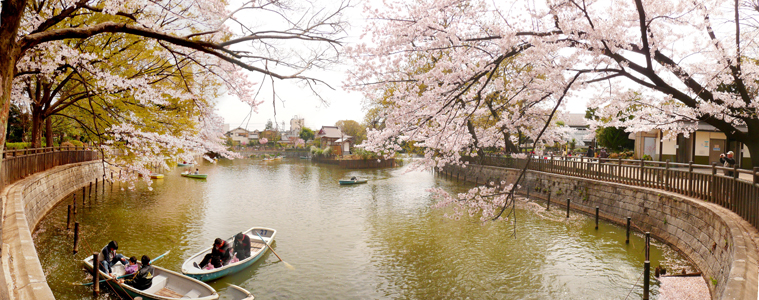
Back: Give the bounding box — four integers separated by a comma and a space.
177, 162, 193, 167
150, 174, 165, 179
339, 178, 368, 185
181, 172, 208, 179
82, 256, 218, 300
181, 227, 276, 282
299, 156, 310, 160
226, 284, 254, 300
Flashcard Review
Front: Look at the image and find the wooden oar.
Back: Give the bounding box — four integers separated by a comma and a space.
254, 232, 294, 270
75, 250, 170, 286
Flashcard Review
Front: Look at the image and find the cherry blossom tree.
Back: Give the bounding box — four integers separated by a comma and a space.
348, 0, 759, 222
0, 0, 350, 174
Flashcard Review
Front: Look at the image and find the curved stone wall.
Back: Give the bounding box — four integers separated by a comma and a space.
441, 164, 759, 300
0, 161, 104, 299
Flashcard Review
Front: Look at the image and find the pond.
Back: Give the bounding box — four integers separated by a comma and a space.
34, 158, 696, 299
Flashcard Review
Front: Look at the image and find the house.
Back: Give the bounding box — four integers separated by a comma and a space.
226, 127, 251, 145
225, 127, 260, 145
315, 126, 353, 155
631, 122, 752, 168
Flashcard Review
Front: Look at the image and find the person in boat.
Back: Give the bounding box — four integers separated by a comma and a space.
125, 256, 139, 275
194, 168, 200, 175
351, 176, 357, 181
233, 232, 252, 260
196, 238, 232, 269
119, 255, 154, 290
99, 240, 127, 277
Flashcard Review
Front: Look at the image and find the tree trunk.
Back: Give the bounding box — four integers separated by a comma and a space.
742, 130, 759, 169
0, 60, 13, 170
45, 117, 53, 147
30, 107, 43, 148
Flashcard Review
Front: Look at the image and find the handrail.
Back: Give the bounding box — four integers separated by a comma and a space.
467, 155, 759, 229
0, 147, 100, 192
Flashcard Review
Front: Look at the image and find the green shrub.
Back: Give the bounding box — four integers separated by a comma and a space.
4, 142, 31, 150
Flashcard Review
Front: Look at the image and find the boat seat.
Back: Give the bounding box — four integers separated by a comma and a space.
182, 289, 201, 298
143, 275, 168, 294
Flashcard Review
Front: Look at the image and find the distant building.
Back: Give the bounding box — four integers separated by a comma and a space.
226, 127, 251, 145
631, 122, 752, 168
565, 113, 594, 148
290, 116, 304, 134
225, 127, 260, 145
315, 125, 353, 155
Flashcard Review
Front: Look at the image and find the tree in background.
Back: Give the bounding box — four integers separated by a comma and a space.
595, 128, 634, 152
335, 120, 366, 144
0, 0, 349, 176
299, 128, 315, 142
6, 104, 31, 143
586, 109, 634, 152
265, 120, 274, 131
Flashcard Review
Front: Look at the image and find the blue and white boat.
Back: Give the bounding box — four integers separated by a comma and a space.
181, 227, 276, 282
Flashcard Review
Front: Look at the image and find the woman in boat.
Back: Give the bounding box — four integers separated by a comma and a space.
233, 233, 252, 260
197, 238, 232, 269
120, 255, 154, 290
99, 241, 127, 277
195, 168, 200, 175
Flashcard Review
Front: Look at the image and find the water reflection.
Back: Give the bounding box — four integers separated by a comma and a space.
34, 158, 695, 299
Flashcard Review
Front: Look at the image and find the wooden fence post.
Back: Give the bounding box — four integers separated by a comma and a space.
665, 160, 670, 191
640, 159, 645, 187
688, 161, 694, 197
711, 163, 717, 203
618, 158, 622, 183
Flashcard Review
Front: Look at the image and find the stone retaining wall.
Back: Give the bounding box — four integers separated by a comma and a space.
0, 161, 105, 300
441, 164, 759, 300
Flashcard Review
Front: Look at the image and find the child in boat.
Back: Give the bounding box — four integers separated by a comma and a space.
125, 256, 139, 274
195, 168, 199, 175
120, 255, 154, 290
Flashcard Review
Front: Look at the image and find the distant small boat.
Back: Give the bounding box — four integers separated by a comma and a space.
150, 174, 164, 179
339, 179, 368, 185
181, 227, 276, 282
82, 256, 218, 300
178, 162, 193, 167
181, 172, 208, 179
299, 156, 310, 160
226, 284, 254, 300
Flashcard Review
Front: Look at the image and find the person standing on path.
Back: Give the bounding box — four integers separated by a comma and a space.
720, 151, 736, 176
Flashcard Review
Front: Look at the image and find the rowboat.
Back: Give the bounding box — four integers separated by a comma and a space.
82, 256, 218, 300
339, 179, 367, 185
177, 162, 193, 167
299, 156, 310, 160
150, 174, 164, 179
181, 172, 208, 179
181, 227, 276, 282
226, 284, 255, 300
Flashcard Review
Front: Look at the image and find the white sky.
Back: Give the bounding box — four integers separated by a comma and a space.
215, 1, 589, 132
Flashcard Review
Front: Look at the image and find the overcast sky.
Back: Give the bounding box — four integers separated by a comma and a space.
215, 1, 589, 132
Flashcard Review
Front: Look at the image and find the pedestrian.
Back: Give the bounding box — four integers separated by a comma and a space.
720, 151, 736, 176
586, 145, 595, 158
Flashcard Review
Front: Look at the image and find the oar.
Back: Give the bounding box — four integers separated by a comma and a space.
75, 250, 170, 286
255, 232, 294, 270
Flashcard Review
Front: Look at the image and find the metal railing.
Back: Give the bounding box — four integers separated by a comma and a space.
466, 155, 759, 229
1, 147, 101, 191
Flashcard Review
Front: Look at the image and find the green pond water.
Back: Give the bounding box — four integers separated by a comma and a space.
33, 158, 697, 299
